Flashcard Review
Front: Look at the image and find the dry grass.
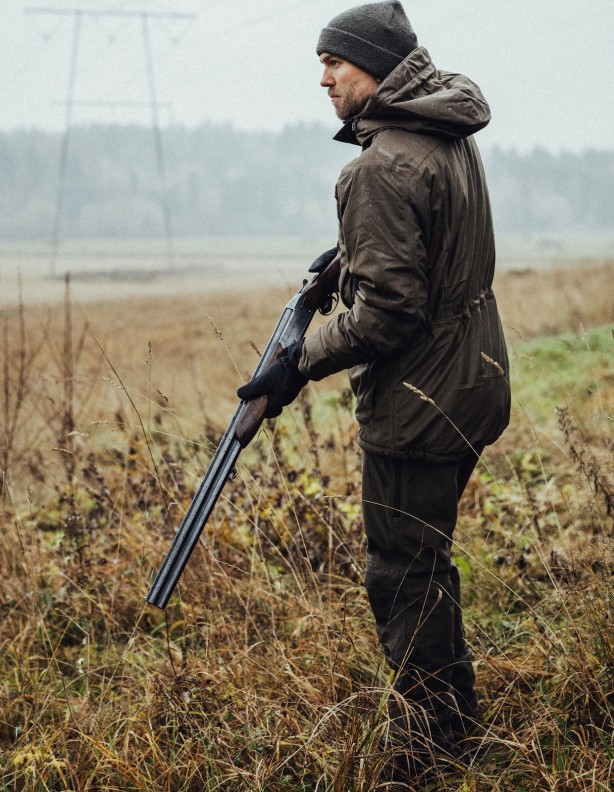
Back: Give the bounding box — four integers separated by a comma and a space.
494, 260, 614, 341
0, 262, 612, 790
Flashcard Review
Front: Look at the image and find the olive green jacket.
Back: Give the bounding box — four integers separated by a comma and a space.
300, 47, 510, 462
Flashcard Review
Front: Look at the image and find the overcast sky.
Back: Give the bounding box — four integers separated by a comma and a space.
1, 0, 613, 153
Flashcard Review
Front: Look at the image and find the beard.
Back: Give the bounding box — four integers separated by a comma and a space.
332, 82, 370, 121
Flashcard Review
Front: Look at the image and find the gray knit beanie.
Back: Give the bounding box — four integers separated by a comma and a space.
316, 1, 418, 80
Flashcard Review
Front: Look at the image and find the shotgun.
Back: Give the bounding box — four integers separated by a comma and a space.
146, 249, 340, 609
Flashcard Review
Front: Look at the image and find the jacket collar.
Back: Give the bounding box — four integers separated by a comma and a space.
333, 47, 491, 147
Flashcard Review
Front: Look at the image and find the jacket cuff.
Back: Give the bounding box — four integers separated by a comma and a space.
299, 329, 341, 381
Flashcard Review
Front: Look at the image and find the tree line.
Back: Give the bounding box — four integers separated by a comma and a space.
1, 122, 612, 241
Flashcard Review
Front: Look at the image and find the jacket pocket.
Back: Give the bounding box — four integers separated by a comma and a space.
339, 266, 360, 309
349, 361, 377, 425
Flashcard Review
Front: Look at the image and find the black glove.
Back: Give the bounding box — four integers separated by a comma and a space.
237, 340, 307, 418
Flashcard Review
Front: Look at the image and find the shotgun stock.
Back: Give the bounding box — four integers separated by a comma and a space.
146, 251, 340, 609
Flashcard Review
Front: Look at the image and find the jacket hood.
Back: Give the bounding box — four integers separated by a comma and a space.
334, 47, 491, 146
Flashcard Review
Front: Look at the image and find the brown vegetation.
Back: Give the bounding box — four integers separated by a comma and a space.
0, 262, 612, 790
495, 260, 614, 341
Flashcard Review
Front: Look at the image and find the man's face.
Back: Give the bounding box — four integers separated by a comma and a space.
319, 53, 380, 120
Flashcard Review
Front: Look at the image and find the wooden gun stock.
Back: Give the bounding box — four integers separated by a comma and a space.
234, 342, 285, 448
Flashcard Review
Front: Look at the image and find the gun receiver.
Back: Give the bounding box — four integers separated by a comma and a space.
146, 252, 340, 609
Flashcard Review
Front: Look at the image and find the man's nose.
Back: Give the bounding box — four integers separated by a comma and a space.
320, 68, 334, 88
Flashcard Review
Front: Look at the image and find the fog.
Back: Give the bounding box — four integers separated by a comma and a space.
1, 0, 613, 153
1, 0, 613, 304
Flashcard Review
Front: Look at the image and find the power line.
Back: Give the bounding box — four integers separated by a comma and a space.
50, 7, 80, 278
25, 6, 196, 20
141, 10, 174, 267
25, 5, 197, 275
51, 99, 173, 110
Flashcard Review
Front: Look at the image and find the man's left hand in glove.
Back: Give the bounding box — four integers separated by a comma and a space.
237, 339, 307, 418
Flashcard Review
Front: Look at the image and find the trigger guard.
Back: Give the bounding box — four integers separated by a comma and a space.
319, 292, 339, 316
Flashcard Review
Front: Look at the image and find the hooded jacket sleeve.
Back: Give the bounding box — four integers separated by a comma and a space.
300, 160, 429, 380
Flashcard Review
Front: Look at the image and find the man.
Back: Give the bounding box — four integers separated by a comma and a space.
238, 0, 510, 782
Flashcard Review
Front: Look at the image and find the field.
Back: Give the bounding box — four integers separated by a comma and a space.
0, 254, 613, 791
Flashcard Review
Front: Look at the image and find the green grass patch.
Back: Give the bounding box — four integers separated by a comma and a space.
510, 324, 614, 426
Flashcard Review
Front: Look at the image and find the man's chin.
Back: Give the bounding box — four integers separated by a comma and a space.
336, 102, 363, 122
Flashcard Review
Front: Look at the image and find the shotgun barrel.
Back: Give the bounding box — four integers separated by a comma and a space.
146, 252, 340, 609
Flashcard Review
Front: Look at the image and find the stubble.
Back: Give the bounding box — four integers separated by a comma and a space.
333, 81, 371, 121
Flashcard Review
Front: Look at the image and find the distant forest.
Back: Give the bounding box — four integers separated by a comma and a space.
1, 122, 612, 240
